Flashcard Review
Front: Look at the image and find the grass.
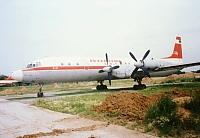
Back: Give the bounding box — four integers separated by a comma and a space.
141, 82, 200, 96
36, 93, 109, 119
164, 77, 200, 84
0, 79, 133, 96
0, 83, 95, 96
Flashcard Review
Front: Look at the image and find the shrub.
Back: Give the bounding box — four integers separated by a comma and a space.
185, 92, 200, 114
183, 115, 200, 133
145, 96, 181, 135
184, 92, 200, 134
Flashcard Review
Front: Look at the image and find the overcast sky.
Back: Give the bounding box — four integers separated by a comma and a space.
0, 0, 200, 75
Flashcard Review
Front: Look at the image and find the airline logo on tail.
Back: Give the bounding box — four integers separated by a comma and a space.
164, 36, 183, 59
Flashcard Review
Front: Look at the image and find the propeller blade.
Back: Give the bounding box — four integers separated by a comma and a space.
141, 67, 151, 78
142, 50, 150, 61
131, 67, 139, 78
129, 52, 137, 62
108, 72, 112, 85
111, 65, 120, 70
105, 53, 108, 66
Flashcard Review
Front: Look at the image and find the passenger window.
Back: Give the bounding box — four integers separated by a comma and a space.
36, 62, 41, 67
76, 63, 79, 65
68, 63, 71, 66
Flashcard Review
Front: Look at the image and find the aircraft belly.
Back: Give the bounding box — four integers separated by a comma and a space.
150, 69, 178, 77
23, 70, 107, 83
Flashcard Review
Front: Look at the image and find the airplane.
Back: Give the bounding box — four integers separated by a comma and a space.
11, 36, 200, 97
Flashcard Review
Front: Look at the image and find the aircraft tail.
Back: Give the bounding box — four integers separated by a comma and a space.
163, 36, 183, 59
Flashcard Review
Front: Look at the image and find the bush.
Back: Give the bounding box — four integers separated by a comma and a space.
184, 92, 200, 134
183, 115, 200, 133
185, 92, 200, 114
145, 96, 181, 135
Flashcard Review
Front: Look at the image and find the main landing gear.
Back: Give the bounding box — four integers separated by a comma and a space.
96, 81, 108, 90
37, 84, 44, 97
133, 77, 146, 90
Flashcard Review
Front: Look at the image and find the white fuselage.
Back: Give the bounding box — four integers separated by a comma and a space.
11, 57, 182, 83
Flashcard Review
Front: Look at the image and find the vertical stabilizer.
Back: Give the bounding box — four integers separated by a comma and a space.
165, 36, 183, 59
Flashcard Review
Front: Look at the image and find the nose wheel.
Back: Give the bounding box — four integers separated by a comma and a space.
37, 92, 44, 97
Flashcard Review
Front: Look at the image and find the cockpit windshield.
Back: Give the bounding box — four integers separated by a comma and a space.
26, 62, 41, 68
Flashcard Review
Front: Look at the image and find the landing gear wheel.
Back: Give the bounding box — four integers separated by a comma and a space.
133, 84, 146, 90
37, 83, 44, 97
96, 85, 108, 90
141, 84, 146, 89
37, 92, 44, 97
103, 85, 108, 90
96, 85, 100, 90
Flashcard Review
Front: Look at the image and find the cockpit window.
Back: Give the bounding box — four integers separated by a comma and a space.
27, 64, 32, 68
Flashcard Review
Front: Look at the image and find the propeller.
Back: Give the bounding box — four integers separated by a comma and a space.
99, 53, 119, 85
129, 50, 151, 78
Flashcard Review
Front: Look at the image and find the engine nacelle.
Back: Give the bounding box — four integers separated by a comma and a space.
101, 66, 112, 72
112, 65, 133, 78
143, 59, 160, 69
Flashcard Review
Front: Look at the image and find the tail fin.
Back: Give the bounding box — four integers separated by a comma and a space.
164, 36, 183, 59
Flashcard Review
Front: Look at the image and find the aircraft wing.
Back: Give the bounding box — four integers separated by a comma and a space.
156, 62, 200, 71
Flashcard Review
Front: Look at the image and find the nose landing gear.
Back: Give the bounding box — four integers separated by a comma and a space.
37, 84, 44, 97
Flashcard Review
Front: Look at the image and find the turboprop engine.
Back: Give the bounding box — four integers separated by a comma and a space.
98, 53, 119, 85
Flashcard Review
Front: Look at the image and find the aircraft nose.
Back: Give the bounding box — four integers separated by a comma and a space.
11, 70, 23, 82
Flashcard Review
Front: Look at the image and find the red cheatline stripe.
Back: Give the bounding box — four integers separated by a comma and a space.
23, 66, 106, 71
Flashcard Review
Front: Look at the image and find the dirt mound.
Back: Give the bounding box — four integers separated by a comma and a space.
177, 107, 191, 120
95, 92, 161, 121
95, 90, 193, 121
164, 88, 190, 98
